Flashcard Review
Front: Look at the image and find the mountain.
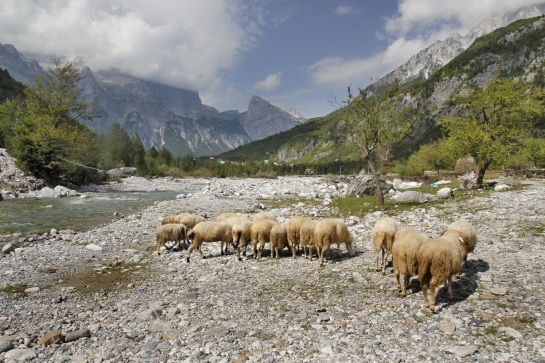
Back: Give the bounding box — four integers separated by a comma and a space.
221, 14, 545, 164
0, 44, 304, 157
373, 4, 545, 91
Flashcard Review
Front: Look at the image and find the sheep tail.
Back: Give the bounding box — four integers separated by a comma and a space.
418, 254, 432, 286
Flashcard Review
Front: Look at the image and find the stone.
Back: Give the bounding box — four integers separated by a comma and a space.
437, 187, 454, 199
37, 331, 63, 345
499, 327, 522, 339
85, 243, 103, 252
37, 187, 59, 198
0, 339, 12, 353
440, 322, 456, 333
24, 286, 40, 294
490, 287, 508, 296
446, 345, 478, 357
2, 243, 17, 254
4, 348, 37, 361
64, 329, 91, 342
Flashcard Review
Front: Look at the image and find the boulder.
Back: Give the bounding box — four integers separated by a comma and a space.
2, 243, 17, 254
54, 185, 80, 197
37, 187, 59, 198
345, 173, 394, 197
392, 191, 437, 202
437, 187, 454, 199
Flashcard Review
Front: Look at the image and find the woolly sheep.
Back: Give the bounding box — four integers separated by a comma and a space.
417, 230, 467, 312
155, 224, 187, 254
314, 218, 356, 266
252, 212, 277, 222
371, 217, 399, 274
269, 223, 289, 259
161, 215, 177, 225
299, 219, 319, 260
392, 227, 430, 297
250, 219, 277, 261
174, 213, 206, 229
186, 221, 232, 262
216, 212, 245, 221
443, 220, 478, 268
285, 216, 307, 258
231, 219, 252, 261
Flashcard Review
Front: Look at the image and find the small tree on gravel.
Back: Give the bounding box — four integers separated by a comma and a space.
340, 84, 411, 205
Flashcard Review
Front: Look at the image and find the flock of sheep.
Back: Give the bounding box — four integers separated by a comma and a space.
156, 211, 477, 313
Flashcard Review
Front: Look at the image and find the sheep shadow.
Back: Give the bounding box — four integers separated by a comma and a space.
431, 258, 490, 312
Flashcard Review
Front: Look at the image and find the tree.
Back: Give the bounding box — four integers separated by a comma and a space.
439, 78, 545, 188
98, 123, 133, 169
409, 139, 459, 175
341, 84, 411, 205
523, 137, 545, 167
0, 58, 100, 184
131, 134, 147, 174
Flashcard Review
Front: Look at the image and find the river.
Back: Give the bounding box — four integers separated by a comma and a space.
0, 191, 184, 234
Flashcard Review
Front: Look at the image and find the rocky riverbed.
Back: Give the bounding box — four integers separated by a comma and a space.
1, 175, 545, 363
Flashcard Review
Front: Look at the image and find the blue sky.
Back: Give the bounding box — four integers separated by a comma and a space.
1, 0, 544, 118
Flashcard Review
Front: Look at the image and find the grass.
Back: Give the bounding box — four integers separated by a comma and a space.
0, 283, 30, 295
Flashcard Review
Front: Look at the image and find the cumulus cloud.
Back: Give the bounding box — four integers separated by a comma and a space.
254, 72, 282, 91
335, 6, 360, 16
308, 0, 545, 88
0, 0, 269, 100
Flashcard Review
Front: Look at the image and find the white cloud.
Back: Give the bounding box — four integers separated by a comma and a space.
254, 72, 282, 91
335, 6, 359, 16
308, 0, 545, 89
0, 0, 269, 99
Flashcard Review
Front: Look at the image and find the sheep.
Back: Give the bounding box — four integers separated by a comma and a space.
155, 224, 187, 255
252, 212, 277, 222
250, 219, 277, 261
314, 219, 356, 266
269, 223, 289, 259
174, 213, 206, 229
216, 212, 245, 221
443, 220, 478, 269
371, 217, 399, 274
392, 227, 430, 297
231, 219, 252, 261
186, 221, 232, 262
417, 229, 467, 312
299, 219, 319, 260
285, 216, 307, 258
161, 215, 177, 225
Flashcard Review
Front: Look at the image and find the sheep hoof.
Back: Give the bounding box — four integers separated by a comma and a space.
238, 257, 242, 262
243, 251, 247, 256
186, 257, 190, 263
221, 251, 225, 256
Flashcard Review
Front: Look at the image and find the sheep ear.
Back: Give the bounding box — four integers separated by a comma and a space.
458, 236, 466, 245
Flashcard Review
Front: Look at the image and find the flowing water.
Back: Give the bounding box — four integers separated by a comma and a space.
0, 191, 185, 234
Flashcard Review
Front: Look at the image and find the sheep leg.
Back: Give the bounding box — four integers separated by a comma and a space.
319, 246, 330, 266
186, 243, 196, 263
395, 272, 401, 293
421, 283, 429, 308
446, 275, 453, 300
429, 276, 439, 312
375, 253, 380, 271
382, 251, 388, 274
290, 244, 297, 258
403, 274, 411, 297
252, 242, 258, 260
307, 245, 313, 260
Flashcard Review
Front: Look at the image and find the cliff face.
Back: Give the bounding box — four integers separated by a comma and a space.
0, 45, 305, 157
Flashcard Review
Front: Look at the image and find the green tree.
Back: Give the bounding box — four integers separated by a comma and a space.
98, 123, 133, 169
131, 134, 147, 174
341, 84, 411, 205
523, 137, 545, 167
408, 139, 459, 175
439, 78, 545, 188
0, 59, 100, 184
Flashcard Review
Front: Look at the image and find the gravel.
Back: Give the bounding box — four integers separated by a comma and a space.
1, 175, 545, 362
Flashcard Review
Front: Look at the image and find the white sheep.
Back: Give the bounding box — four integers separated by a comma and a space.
371, 217, 399, 274
392, 226, 430, 297
314, 219, 356, 266
285, 216, 307, 258
250, 219, 277, 261
443, 220, 478, 269
155, 224, 187, 254
186, 221, 232, 262
216, 212, 246, 221
417, 229, 467, 312
252, 212, 277, 222
269, 223, 289, 259
299, 219, 319, 260
231, 219, 252, 261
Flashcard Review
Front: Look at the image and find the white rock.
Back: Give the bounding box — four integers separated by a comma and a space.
85, 244, 103, 252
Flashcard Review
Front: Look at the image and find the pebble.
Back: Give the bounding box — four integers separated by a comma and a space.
0, 176, 544, 362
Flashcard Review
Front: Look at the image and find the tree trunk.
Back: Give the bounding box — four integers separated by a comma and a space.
476, 159, 492, 189
368, 160, 384, 206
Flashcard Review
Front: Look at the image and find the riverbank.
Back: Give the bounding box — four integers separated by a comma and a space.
1, 175, 545, 362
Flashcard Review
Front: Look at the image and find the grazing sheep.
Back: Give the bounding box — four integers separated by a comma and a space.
155, 224, 187, 254
443, 220, 478, 268
252, 212, 277, 222
417, 230, 467, 312
186, 221, 232, 262
217, 212, 245, 221
174, 213, 206, 229
231, 219, 252, 261
371, 217, 399, 274
299, 219, 319, 260
250, 219, 277, 261
392, 227, 430, 297
161, 215, 177, 225
285, 216, 307, 258
269, 224, 289, 259
314, 219, 356, 266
